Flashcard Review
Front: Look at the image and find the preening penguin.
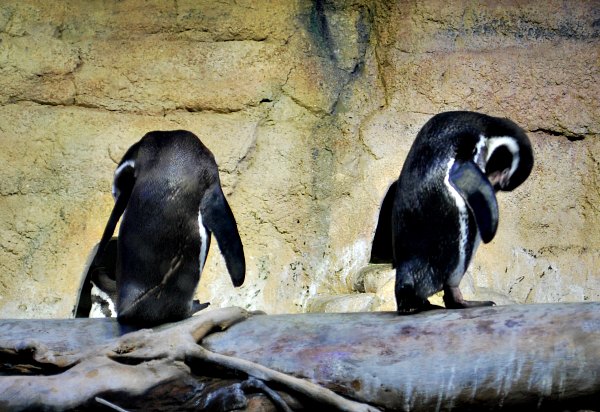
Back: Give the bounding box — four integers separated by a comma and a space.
91, 130, 245, 326
371, 111, 533, 313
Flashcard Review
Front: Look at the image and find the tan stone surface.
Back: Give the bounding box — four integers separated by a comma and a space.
0, 0, 598, 318
306, 293, 381, 313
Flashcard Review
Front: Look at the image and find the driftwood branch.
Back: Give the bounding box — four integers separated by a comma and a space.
1, 303, 599, 411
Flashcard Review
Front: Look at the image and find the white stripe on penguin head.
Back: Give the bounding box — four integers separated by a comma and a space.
473, 134, 487, 171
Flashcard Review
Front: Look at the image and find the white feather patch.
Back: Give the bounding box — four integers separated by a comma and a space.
473, 134, 487, 171
89, 282, 116, 318
198, 209, 208, 275
444, 158, 469, 287
112, 159, 135, 199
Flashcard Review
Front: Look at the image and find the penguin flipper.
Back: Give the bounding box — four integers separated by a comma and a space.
81, 163, 133, 317
74, 264, 94, 318
370, 180, 397, 265
200, 184, 246, 287
94, 162, 135, 266
449, 161, 499, 243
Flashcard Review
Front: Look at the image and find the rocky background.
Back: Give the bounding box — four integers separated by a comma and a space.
0, 0, 598, 318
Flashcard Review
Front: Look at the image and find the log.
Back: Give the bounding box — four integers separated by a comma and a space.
205, 303, 600, 410
1, 303, 599, 411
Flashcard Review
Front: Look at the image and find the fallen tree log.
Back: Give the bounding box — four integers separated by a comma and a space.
1, 303, 599, 411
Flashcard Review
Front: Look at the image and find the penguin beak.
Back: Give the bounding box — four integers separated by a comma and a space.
487, 168, 511, 191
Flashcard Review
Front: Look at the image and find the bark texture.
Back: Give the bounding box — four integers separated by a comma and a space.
1, 303, 599, 411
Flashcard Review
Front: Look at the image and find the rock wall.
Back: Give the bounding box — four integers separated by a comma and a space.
0, 0, 598, 318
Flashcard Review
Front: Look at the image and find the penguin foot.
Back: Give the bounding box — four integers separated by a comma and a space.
445, 299, 496, 309
443, 286, 496, 309
396, 292, 442, 315
397, 302, 444, 315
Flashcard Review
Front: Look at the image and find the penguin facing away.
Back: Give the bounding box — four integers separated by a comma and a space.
91, 130, 245, 326
371, 111, 533, 313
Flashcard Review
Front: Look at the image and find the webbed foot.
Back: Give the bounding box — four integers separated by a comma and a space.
396, 286, 443, 315
397, 301, 444, 315
443, 285, 495, 309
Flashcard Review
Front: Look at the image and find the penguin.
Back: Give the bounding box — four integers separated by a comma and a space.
90, 130, 245, 326
370, 111, 533, 313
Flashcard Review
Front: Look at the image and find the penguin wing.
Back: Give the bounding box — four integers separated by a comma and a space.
94, 162, 135, 266
370, 180, 397, 265
200, 184, 246, 287
449, 161, 499, 243
90, 237, 118, 298
74, 245, 98, 317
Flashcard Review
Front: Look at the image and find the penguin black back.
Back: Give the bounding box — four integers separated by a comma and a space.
92, 130, 245, 326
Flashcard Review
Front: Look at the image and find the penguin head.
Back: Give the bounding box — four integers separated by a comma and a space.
483, 118, 534, 191
419, 111, 533, 192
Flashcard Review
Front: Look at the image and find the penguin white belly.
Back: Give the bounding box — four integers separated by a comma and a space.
89, 282, 117, 318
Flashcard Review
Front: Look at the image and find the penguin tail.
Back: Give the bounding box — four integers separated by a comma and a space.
200, 184, 246, 287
